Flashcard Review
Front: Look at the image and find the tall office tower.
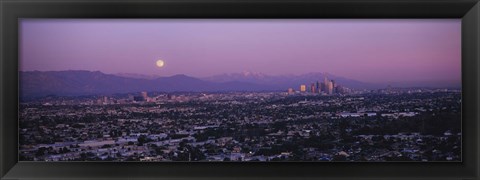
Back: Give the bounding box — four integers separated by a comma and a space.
300, 85, 307, 92
327, 81, 334, 94
324, 76, 329, 87
287, 88, 294, 94
310, 83, 316, 93
323, 76, 329, 93
141, 91, 148, 99
316, 81, 320, 92
100, 96, 109, 104
331, 80, 336, 94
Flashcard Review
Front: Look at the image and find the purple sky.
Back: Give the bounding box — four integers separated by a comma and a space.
20, 19, 461, 83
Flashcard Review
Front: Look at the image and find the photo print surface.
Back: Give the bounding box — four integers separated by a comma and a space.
19, 19, 461, 162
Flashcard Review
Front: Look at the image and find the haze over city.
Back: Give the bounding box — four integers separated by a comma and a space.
20, 19, 460, 85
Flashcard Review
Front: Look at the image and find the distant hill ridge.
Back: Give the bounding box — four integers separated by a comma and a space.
20, 70, 281, 97
20, 70, 457, 98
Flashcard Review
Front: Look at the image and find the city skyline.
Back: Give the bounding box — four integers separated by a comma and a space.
20, 19, 461, 84
19, 69, 461, 99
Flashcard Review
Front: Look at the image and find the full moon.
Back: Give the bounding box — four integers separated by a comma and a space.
156, 60, 165, 68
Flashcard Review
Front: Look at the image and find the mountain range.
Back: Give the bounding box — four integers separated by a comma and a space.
19, 70, 457, 98
202, 71, 381, 90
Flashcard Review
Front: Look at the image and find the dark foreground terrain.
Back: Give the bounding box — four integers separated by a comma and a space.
19, 90, 461, 162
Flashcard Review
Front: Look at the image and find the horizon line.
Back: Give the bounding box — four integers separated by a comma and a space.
19, 69, 461, 86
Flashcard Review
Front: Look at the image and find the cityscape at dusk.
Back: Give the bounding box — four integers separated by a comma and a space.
19, 19, 461, 162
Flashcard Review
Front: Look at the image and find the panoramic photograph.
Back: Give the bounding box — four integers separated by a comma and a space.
19, 19, 461, 162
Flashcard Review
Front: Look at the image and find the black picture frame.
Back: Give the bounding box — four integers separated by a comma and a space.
1, 0, 479, 179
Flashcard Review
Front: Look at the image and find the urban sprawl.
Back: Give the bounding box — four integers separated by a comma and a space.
20, 77, 461, 162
